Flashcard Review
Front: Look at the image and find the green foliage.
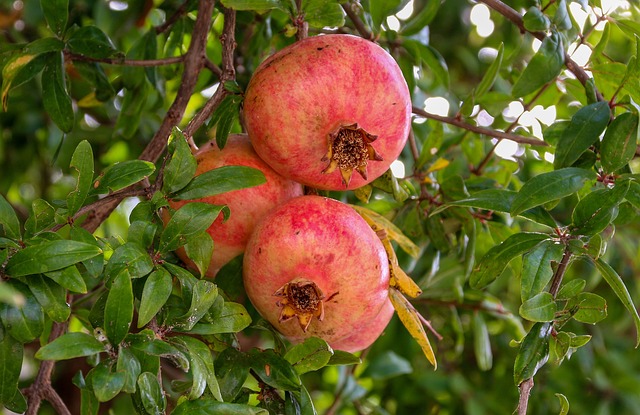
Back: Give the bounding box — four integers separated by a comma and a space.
2, 0, 640, 414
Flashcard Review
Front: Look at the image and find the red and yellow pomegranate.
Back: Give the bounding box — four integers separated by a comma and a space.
243, 195, 393, 352
169, 134, 303, 277
243, 34, 411, 190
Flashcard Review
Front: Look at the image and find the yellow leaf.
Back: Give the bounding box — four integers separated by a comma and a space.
77, 92, 102, 108
351, 205, 420, 258
426, 157, 450, 173
380, 237, 422, 298
2, 54, 36, 110
389, 288, 437, 369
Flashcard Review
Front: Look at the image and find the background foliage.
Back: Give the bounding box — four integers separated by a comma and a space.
2, 0, 640, 414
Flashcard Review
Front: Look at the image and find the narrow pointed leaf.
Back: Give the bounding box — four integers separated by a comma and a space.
0, 194, 21, 240
41, 0, 68, 36
35, 332, 104, 360
25, 274, 70, 322
163, 128, 197, 194
571, 181, 629, 235
0, 281, 44, 343
512, 32, 564, 97
160, 203, 223, 253
42, 52, 74, 133
514, 322, 552, 385
594, 258, 640, 347
173, 166, 266, 201
284, 337, 333, 375
189, 301, 252, 334
511, 168, 596, 216
104, 270, 134, 345
554, 102, 611, 169
66, 26, 118, 59
117, 346, 141, 394
0, 334, 23, 407
137, 372, 166, 414
24, 199, 56, 238
175, 280, 218, 331
183, 232, 214, 278
90, 361, 125, 402
6, 240, 102, 277
103, 242, 153, 281
556, 393, 570, 415
138, 268, 172, 328
521, 241, 565, 301
389, 288, 437, 369
600, 112, 639, 173
442, 189, 516, 213
67, 140, 94, 216
473, 313, 493, 371
92, 160, 155, 194
470, 232, 549, 289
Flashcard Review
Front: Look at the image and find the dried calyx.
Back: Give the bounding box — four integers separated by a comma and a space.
274, 278, 325, 332
322, 123, 383, 186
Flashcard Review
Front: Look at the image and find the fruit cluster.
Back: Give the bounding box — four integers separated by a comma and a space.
169, 34, 411, 352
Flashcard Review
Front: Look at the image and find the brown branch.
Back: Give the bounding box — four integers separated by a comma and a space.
342, 1, 375, 40
24, 322, 71, 415
65, 51, 185, 66
412, 106, 547, 147
184, 7, 237, 140
81, 0, 216, 232
517, 378, 535, 415
478, 0, 605, 102
155, 0, 192, 34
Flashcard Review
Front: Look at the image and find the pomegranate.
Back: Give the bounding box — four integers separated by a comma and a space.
243, 195, 393, 352
243, 34, 411, 190
168, 134, 303, 277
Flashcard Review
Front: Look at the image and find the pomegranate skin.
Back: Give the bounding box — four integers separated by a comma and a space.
243, 34, 411, 190
169, 134, 303, 277
243, 195, 392, 352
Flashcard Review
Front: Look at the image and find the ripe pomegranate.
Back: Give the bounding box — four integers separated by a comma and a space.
168, 134, 303, 277
243, 34, 411, 190
243, 195, 393, 352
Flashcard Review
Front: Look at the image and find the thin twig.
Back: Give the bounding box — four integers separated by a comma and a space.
412, 107, 547, 147
342, 1, 375, 40
517, 378, 535, 415
65, 52, 184, 66
155, 0, 192, 34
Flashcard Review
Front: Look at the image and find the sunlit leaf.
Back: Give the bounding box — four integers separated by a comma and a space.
67, 140, 94, 216
600, 112, 639, 173
512, 31, 563, 97
35, 332, 104, 360
514, 322, 551, 385
6, 240, 102, 277
173, 166, 266, 201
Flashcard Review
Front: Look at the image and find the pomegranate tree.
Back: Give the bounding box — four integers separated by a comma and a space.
243, 34, 411, 190
243, 195, 393, 352
168, 134, 303, 277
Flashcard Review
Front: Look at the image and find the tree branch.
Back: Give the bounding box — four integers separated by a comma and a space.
412, 106, 548, 147
517, 378, 535, 415
81, 0, 216, 232
479, 0, 605, 102
342, 1, 375, 40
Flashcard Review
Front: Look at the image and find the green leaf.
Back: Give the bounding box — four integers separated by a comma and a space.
405, 40, 449, 88
568, 292, 607, 324
89, 360, 125, 402
92, 160, 156, 194
523, 7, 550, 31
399, 0, 441, 36
183, 232, 213, 278
6, 240, 101, 277
521, 241, 565, 301
175, 280, 218, 331
138, 268, 173, 328
512, 31, 564, 97
189, 301, 252, 334
128, 335, 189, 371
69, 226, 104, 279
249, 348, 301, 391
43, 265, 88, 294
302, 0, 345, 28
556, 279, 586, 300
470, 232, 549, 289
42, 52, 74, 133
164, 128, 197, 194
172, 335, 222, 401
25, 274, 70, 322
554, 0, 571, 30
117, 346, 141, 394
519, 292, 556, 322
0, 281, 44, 343
0, 334, 23, 407
554, 102, 611, 169
443, 189, 515, 213
115, 85, 148, 138
24, 199, 56, 238
104, 270, 134, 345
174, 166, 266, 201
172, 399, 269, 415
514, 322, 552, 385
475, 43, 504, 98
326, 350, 361, 366
67, 140, 95, 216
472, 313, 493, 371
160, 202, 223, 253
72, 60, 115, 102
284, 337, 333, 375
600, 112, 639, 173
361, 350, 413, 380
215, 347, 250, 402
556, 393, 570, 415
35, 332, 104, 360
510, 168, 597, 216
594, 258, 640, 347
571, 181, 629, 235
0, 193, 21, 240
219, 0, 285, 11
137, 372, 166, 415
66, 26, 118, 59
41, 0, 68, 36
368, 0, 403, 29
103, 242, 153, 281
